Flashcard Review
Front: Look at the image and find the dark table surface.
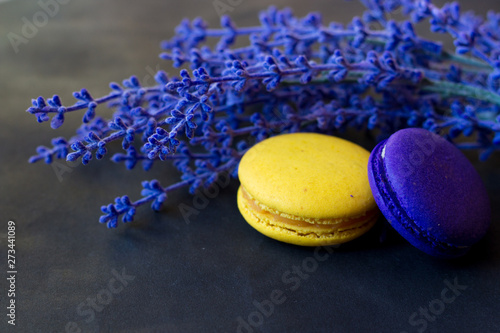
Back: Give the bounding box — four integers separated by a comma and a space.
1, 0, 500, 332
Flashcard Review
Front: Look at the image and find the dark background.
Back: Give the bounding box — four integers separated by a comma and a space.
1, 0, 499, 332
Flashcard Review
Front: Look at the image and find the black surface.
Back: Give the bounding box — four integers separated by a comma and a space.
1, 1, 499, 332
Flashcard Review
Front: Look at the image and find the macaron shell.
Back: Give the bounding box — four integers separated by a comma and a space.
368, 128, 491, 258
238, 133, 377, 220
237, 187, 378, 246
368, 140, 469, 258
383, 129, 490, 246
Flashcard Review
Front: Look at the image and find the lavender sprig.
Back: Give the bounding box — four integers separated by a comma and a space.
28, 1, 500, 228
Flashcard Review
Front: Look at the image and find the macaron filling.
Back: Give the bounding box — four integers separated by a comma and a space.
240, 186, 378, 238
370, 141, 468, 256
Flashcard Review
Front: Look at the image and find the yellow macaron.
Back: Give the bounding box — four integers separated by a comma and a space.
237, 132, 379, 246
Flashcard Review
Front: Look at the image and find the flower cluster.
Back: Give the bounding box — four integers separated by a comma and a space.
28, 0, 500, 228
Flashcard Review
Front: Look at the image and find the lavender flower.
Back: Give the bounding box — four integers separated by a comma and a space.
28, 1, 500, 228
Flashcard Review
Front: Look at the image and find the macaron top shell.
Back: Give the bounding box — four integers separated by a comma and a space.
370, 128, 490, 252
238, 132, 377, 220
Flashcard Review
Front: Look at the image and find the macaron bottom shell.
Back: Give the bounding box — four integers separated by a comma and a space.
237, 186, 379, 247
368, 140, 472, 258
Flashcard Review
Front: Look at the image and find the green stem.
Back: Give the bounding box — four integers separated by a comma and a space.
420, 79, 500, 106
281, 72, 364, 87
441, 51, 492, 70
282, 72, 500, 106
352, 36, 492, 70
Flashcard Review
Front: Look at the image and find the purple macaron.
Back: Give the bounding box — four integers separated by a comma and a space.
367, 128, 491, 258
